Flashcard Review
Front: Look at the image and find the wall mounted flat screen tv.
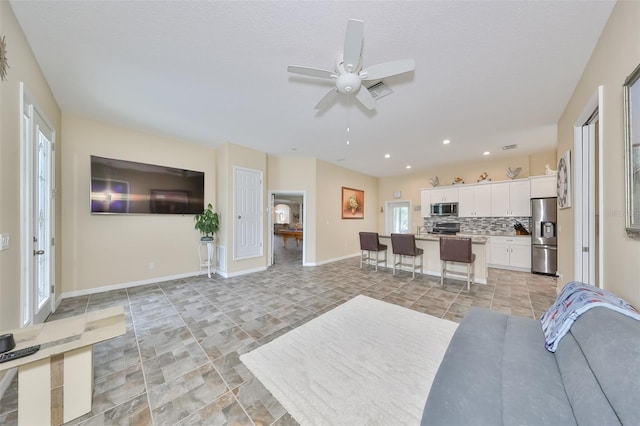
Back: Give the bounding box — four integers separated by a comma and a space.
90, 156, 204, 215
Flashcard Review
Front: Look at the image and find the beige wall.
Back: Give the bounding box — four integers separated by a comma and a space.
315, 160, 379, 263
0, 2, 62, 331
61, 114, 216, 294
267, 156, 317, 263
557, 0, 640, 306
377, 150, 556, 234
267, 156, 379, 265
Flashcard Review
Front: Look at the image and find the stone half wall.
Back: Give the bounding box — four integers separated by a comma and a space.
424, 216, 532, 235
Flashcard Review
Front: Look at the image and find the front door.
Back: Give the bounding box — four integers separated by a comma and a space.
22, 89, 56, 325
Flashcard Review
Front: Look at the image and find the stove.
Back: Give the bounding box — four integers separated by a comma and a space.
430, 222, 460, 235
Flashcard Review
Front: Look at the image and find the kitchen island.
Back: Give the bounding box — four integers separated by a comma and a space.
378, 234, 489, 284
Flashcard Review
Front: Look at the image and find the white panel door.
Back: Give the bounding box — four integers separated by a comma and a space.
234, 167, 263, 260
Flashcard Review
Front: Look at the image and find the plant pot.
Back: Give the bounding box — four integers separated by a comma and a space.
200, 236, 214, 242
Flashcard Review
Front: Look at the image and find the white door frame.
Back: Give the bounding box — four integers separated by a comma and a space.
268, 190, 306, 266
20, 83, 56, 326
573, 86, 604, 288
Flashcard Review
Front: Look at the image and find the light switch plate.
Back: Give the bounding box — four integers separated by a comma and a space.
0, 234, 10, 251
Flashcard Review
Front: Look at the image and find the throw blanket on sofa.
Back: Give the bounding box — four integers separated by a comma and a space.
541, 281, 640, 352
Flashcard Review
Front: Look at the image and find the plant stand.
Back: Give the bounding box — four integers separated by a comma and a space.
198, 240, 214, 278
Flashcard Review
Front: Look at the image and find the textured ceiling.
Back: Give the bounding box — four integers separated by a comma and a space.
9, 0, 615, 177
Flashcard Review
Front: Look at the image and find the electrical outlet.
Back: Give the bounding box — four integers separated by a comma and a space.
0, 234, 9, 251
149, 261, 156, 270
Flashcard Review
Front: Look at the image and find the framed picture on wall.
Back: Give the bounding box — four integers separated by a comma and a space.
623, 63, 640, 238
342, 187, 364, 219
557, 150, 571, 209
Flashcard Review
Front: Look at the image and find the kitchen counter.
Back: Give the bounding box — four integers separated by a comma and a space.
381, 234, 488, 243
414, 233, 489, 244
458, 232, 530, 238
378, 234, 488, 284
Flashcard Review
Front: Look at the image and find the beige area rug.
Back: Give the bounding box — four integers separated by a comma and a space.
240, 295, 458, 425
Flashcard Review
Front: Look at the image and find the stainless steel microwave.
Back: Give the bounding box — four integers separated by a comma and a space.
430, 202, 459, 216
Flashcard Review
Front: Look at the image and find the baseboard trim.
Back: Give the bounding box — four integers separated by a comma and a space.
60, 270, 207, 299
216, 266, 267, 278
306, 253, 360, 266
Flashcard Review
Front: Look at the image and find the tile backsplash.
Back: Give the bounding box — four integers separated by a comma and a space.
424, 216, 531, 235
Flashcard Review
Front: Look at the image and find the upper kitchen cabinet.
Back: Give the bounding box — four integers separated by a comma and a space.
420, 190, 431, 217
529, 175, 557, 198
430, 187, 459, 203
458, 184, 491, 217
490, 180, 531, 217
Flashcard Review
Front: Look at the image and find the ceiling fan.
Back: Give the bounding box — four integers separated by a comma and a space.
287, 19, 415, 111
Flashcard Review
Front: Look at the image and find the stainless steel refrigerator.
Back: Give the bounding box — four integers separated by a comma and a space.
531, 197, 557, 275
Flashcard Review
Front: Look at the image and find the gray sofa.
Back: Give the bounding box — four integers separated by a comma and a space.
421, 306, 640, 425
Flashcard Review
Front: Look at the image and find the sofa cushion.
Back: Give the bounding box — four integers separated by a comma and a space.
555, 307, 640, 425
422, 308, 575, 425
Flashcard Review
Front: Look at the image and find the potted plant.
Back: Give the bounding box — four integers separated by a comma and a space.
194, 203, 220, 241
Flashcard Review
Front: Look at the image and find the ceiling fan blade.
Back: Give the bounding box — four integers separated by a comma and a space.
355, 86, 376, 110
315, 88, 339, 110
361, 58, 416, 81
343, 19, 364, 72
287, 65, 335, 79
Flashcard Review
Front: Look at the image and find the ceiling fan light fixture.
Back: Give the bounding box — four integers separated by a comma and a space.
336, 73, 361, 94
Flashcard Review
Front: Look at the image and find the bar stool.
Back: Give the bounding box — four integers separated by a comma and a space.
439, 236, 475, 290
390, 233, 424, 278
359, 232, 387, 271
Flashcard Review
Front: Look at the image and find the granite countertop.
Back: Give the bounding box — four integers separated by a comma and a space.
380, 234, 489, 244
457, 232, 531, 238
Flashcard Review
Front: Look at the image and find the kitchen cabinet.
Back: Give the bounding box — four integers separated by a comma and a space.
420, 190, 431, 217
458, 184, 491, 217
490, 180, 530, 217
488, 236, 531, 271
430, 187, 459, 203
530, 175, 557, 198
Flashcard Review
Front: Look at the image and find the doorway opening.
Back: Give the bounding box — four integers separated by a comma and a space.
270, 191, 305, 265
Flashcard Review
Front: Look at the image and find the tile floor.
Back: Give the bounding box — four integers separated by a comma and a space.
0, 236, 558, 425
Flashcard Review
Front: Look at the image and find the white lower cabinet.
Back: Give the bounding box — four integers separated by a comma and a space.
488, 236, 531, 271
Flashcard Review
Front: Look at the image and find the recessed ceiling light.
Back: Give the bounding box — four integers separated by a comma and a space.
443, 139, 451, 145
483, 151, 490, 156
384, 154, 391, 158
406, 165, 412, 169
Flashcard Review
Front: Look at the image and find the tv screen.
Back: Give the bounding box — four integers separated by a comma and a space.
90, 156, 204, 214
